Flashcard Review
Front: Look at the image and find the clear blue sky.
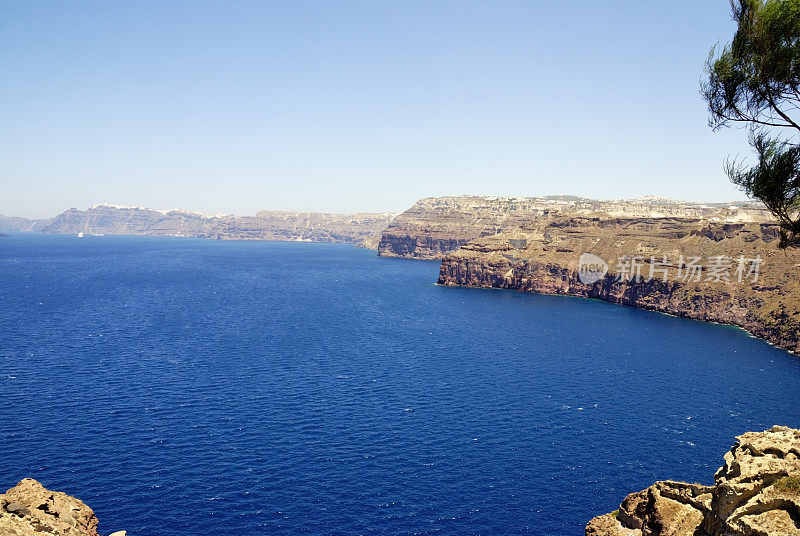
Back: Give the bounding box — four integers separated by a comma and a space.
2, 1, 752, 218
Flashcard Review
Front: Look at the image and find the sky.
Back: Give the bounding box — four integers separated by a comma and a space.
1, 1, 756, 218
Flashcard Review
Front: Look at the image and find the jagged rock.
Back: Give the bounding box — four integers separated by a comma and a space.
0, 478, 121, 536
586, 426, 800, 536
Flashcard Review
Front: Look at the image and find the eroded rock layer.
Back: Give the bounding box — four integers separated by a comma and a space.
586, 426, 800, 536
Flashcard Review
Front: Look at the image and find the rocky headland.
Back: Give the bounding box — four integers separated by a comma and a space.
0, 478, 124, 536
0, 204, 396, 244
586, 426, 800, 536
372, 194, 797, 354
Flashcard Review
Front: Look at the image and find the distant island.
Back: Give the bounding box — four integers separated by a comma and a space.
0, 204, 396, 245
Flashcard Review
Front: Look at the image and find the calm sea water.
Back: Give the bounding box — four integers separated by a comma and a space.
1, 234, 799, 536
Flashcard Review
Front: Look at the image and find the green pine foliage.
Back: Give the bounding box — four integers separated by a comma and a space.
703, 0, 800, 247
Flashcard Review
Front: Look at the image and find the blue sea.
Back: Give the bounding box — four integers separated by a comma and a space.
1, 234, 798, 536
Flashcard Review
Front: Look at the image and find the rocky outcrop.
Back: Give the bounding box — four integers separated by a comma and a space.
378, 196, 772, 259
0, 478, 124, 536
437, 217, 800, 353
27, 204, 396, 244
586, 426, 800, 536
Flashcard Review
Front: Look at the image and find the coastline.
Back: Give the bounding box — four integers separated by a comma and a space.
435, 278, 798, 356
436, 242, 800, 355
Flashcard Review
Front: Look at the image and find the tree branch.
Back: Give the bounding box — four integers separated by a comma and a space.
762, 89, 800, 132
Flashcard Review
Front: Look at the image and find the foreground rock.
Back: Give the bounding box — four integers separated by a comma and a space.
586, 426, 800, 536
0, 478, 123, 536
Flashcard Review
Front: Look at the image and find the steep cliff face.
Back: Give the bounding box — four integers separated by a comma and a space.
0, 478, 124, 536
379, 232, 471, 259
437, 218, 800, 353
377, 196, 511, 258
586, 426, 800, 536
35, 205, 395, 243
378, 196, 772, 259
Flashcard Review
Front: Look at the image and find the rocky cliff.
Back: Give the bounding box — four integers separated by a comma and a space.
26, 204, 395, 244
0, 478, 124, 536
378, 195, 772, 259
586, 426, 800, 536
437, 216, 800, 353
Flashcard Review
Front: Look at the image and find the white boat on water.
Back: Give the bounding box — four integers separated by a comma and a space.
77, 232, 84, 238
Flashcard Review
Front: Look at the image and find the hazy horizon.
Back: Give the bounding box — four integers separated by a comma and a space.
3, 2, 754, 218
